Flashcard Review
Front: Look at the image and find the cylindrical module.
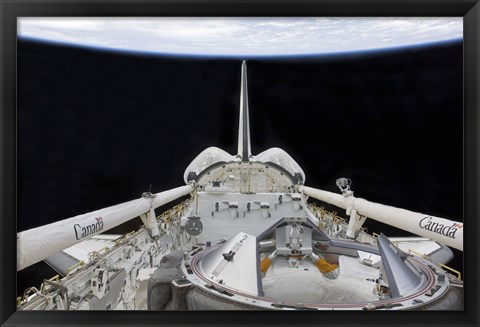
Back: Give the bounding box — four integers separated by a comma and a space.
300, 186, 463, 251
17, 185, 193, 271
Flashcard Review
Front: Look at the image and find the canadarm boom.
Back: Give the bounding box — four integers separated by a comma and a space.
299, 185, 463, 251
17, 185, 194, 271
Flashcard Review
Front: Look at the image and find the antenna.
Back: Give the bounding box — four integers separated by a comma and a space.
142, 184, 154, 198
237, 61, 252, 161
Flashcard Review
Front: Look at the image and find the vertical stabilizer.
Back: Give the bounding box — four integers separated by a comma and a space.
237, 61, 252, 161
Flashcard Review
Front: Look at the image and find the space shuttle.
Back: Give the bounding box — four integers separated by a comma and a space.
16, 61, 463, 311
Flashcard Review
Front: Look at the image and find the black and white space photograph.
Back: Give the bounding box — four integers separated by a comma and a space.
16, 17, 463, 311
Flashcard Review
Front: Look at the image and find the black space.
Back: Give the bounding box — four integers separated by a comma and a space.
17, 38, 463, 297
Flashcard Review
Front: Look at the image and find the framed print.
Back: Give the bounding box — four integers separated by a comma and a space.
1, 1, 479, 326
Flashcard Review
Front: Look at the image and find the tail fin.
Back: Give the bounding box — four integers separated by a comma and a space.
237, 61, 252, 161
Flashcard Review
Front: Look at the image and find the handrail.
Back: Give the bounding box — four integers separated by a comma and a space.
408, 249, 431, 260
48, 274, 60, 282
40, 274, 61, 293
21, 286, 40, 303
88, 246, 110, 261
66, 260, 85, 275
439, 263, 462, 280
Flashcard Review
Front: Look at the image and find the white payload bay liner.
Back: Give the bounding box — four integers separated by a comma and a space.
17, 184, 193, 271
300, 186, 463, 251
262, 256, 379, 304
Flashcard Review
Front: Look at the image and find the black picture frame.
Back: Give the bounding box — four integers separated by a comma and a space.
1, 1, 479, 326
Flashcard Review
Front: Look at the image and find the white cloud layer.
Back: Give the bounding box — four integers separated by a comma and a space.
18, 17, 463, 56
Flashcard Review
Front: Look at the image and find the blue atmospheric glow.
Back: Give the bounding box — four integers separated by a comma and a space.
18, 17, 463, 58
18, 35, 463, 61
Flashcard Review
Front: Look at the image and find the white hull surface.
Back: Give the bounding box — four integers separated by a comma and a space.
17, 193, 462, 311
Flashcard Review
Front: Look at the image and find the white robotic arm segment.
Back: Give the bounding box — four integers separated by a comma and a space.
299, 185, 463, 251
17, 184, 193, 271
